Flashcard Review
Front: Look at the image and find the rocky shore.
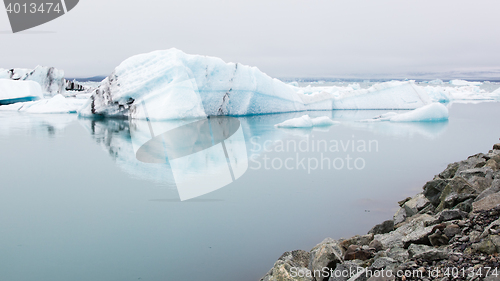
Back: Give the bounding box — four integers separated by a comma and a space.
261, 143, 500, 281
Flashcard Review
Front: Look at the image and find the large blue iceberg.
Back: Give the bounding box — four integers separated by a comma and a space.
79, 49, 432, 120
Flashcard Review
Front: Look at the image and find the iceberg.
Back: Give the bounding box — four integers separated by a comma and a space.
275, 115, 338, 128
79, 49, 432, 120
423, 85, 499, 103
330, 81, 431, 110
0, 79, 43, 105
0, 66, 65, 95
361, 103, 449, 122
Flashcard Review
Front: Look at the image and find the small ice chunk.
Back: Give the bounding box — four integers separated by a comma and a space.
275, 115, 338, 128
311, 116, 338, 126
389, 103, 449, 122
19, 94, 87, 114
449, 79, 482, 86
428, 79, 444, 85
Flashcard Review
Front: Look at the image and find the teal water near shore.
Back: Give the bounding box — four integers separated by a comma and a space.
0, 102, 499, 281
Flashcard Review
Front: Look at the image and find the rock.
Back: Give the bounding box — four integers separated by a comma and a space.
408, 244, 449, 261
457, 167, 495, 192
398, 197, 412, 207
435, 177, 476, 212
329, 261, 366, 281
443, 224, 461, 237
453, 198, 473, 213
423, 179, 450, 206
436, 209, 467, 222
469, 230, 482, 243
260, 250, 313, 281
475, 179, 500, 202
368, 221, 394, 235
376, 215, 435, 249
344, 249, 373, 261
479, 218, 500, 239
456, 155, 487, 174
489, 235, 500, 252
438, 162, 459, 179
428, 230, 449, 246
494, 143, 500, 150
310, 238, 344, 277
472, 193, 500, 212
369, 240, 384, 252
340, 234, 374, 253
402, 223, 434, 248
370, 257, 398, 270
485, 159, 499, 170
417, 203, 436, 215
473, 239, 497, 255
386, 247, 409, 263
393, 208, 407, 225
403, 194, 430, 217
485, 275, 500, 281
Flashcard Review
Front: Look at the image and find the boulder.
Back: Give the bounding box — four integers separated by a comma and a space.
368, 221, 394, 235
475, 179, 500, 202
402, 223, 434, 247
435, 177, 477, 212
428, 230, 449, 246
472, 239, 497, 255
329, 261, 366, 281
375, 215, 435, 249
457, 167, 495, 192
456, 155, 487, 174
393, 208, 407, 225
493, 143, 500, 150
479, 218, 500, 239
260, 250, 313, 281
423, 179, 450, 206
408, 244, 449, 261
386, 247, 409, 263
310, 238, 344, 277
369, 240, 384, 252
472, 193, 500, 212
485, 159, 499, 170
370, 257, 398, 270
443, 224, 461, 237
339, 234, 374, 253
436, 209, 468, 222
438, 162, 459, 179
402, 194, 430, 217
453, 198, 473, 213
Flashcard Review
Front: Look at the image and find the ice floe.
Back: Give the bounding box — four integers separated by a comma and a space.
275, 115, 338, 128
361, 103, 449, 122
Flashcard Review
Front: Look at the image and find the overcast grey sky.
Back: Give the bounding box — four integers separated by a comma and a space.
1, 0, 499, 78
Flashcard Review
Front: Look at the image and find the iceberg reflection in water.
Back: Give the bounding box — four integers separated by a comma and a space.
77, 110, 450, 200
131, 116, 248, 201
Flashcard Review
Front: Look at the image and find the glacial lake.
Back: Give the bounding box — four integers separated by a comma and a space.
1, 102, 499, 281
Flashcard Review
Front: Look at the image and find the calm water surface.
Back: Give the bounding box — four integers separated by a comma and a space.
0, 102, 499, 281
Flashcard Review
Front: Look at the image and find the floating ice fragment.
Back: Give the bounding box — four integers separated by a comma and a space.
275, 115, 338, 128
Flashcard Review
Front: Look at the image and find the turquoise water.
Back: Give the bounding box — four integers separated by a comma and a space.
0, 102, 499, 281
